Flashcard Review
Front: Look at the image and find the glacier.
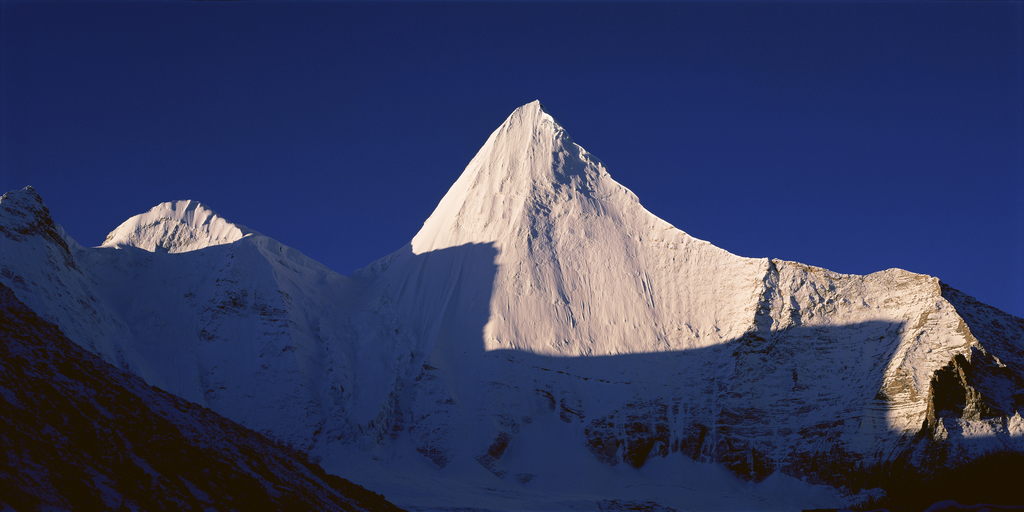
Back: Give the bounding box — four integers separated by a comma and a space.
1, 100, 1022, 510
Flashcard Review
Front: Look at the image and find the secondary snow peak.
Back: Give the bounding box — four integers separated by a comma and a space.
101, 200, 256, 253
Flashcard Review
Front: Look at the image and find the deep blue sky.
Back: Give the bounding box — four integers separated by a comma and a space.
3, 2, 1022, 317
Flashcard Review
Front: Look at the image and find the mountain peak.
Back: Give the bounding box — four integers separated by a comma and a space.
397, 101, 765, 359
101, 200, 256, 253
1, 186, 47, 220
411, 101, 618, 254
507, 99, 548, 123
0, 187, 76, 269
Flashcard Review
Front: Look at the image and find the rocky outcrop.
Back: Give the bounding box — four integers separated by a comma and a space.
926, 352, 997, 430
0, 186, 77, 270
585, 400, 672, 469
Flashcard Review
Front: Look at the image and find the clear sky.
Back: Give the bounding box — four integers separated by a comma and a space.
2, 1, 1022, 317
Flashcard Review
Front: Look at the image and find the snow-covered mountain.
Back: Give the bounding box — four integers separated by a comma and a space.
0, 281, 403, 511
2, 101, 1022, 510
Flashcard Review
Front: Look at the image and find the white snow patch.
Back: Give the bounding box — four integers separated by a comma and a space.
101, 200, 255, 253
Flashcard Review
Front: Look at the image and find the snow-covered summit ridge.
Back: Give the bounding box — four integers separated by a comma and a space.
101, 200, 256, 253
392, 101, 769, 357
411, 99, 626, 254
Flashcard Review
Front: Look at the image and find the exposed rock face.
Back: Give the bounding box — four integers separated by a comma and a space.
0, 186, 77, 270
0, 282, 403, 512
585, 399, 672, 469
927, 352, 996, 428
1, 102, 1022, 509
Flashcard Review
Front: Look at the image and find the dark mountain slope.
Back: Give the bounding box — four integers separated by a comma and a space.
0, 282, 401, 511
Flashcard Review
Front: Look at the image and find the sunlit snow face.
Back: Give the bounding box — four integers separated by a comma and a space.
102, 200, 255, 254
398, 102, 770, 358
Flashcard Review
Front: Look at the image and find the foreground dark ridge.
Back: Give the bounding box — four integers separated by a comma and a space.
0, 282, 403, 512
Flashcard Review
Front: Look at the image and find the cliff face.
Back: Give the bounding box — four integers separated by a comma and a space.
1, 102, 1022, 509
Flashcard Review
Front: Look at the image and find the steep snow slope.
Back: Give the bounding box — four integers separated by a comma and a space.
0, 187, 139, 368
0, 187, 410, 452
1, 102, 1022, 510
406, 100, 767, 356
0, 282, 404, 512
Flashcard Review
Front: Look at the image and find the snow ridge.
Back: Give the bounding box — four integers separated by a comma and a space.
402, 99, 767, 358
412, 100, 604, 253
101, 200, 255, 253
